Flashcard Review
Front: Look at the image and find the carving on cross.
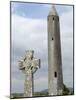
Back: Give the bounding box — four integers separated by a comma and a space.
18, 50, 40, 74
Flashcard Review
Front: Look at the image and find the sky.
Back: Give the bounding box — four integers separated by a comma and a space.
11, 2, 73, 93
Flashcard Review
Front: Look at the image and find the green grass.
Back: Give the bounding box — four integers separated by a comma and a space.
10, 86, 74, 99
33, 91, 48, 97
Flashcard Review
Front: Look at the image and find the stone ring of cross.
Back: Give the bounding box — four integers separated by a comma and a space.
18, 50, 40, 74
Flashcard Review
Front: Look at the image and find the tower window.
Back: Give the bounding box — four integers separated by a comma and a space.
58, 17, 59, 21
53, 17, 54, 20
54, 72, 57, 77
52, 37, 54, 40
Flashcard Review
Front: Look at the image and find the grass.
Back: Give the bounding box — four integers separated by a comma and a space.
10, 85, 74, 99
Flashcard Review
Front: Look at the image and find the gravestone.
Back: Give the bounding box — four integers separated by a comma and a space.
18, 50, 40, 97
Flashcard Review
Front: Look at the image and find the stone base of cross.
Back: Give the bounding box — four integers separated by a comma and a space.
18, 50, 40, 97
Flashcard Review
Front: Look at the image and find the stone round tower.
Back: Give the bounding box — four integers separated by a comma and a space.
48, 5, 63, 95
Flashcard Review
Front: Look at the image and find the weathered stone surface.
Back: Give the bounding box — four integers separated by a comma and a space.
48, 6, 63, 95
18, 50, 40, 97
24, 70, 33, 97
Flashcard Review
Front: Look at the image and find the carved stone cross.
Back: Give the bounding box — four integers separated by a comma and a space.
18, 50, 40, 97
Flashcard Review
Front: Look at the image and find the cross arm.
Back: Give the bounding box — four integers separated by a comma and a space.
31, 58, 40, 73
18, 60, 25, 70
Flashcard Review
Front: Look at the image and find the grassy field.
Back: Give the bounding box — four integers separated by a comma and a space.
10, 92, 48, 99
10, 85, 74, 99
10, 91, 73, 99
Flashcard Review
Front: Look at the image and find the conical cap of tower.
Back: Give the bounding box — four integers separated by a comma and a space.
48, 5, 58, 16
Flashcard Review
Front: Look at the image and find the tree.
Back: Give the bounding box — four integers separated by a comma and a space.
63, 84, 70, 95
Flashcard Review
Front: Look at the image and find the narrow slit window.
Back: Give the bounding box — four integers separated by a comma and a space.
54, 72, 57, 77
58, 17, 59, 21
53, 17, 54, 20
52, 37, 54, 40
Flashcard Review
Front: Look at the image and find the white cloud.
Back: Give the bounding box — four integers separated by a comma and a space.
34, 77, 48, 92
60, 8, 73, 38
11, 77, 24, 93
12, 14, 48, 64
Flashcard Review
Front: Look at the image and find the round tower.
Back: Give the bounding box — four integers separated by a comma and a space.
48, 5, 63, 95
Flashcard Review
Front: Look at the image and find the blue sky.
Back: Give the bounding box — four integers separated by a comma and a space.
11, 2, 72, 18
11, 2, 73, 93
